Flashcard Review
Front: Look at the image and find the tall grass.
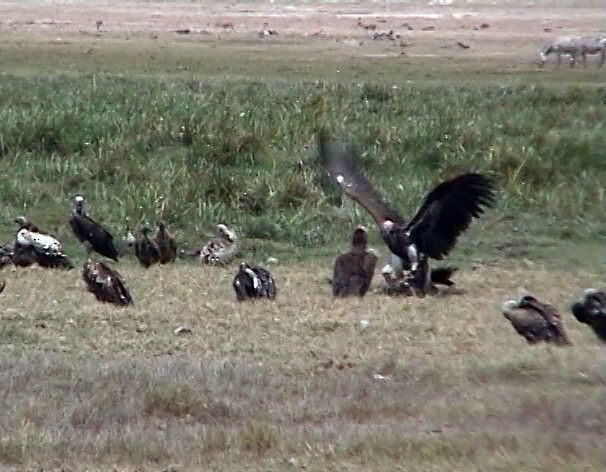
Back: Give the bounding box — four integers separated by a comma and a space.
0, 75, 603, 250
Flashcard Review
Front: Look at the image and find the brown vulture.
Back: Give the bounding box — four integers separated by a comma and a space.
233, 262, 277, 301
69, 195, 119, 262
134, 225, 160, 268
82, 259, 133, 306
500, 295, 573, 346
155, 221, 177, 264
332, 225, 378, 297
570, 288, 606, 343
0, 280, 5, 294
316, 131, 496, 283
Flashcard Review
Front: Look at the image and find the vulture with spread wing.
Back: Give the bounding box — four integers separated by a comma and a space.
500, 295, 572, 346
571, 288, 606, 343
332, 225, 378, 297
82, 259, 133, 306
317, 132, 496, 283
155, 221, 177, 264
134, 225, 160, 268
69, 195, 119, 262
233, 262, 277, 301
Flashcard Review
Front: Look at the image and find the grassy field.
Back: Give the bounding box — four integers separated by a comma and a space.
0, 3, 605, 469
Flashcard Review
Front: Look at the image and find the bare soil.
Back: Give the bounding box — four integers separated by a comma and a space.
0, 0, 604, 71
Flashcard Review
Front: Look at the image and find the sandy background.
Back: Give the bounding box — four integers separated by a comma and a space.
0, 1, 604, 66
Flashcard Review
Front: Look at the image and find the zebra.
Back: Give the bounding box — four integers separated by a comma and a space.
539, 35, 606, 68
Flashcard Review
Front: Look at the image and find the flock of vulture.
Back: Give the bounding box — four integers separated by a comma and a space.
0, 131, 604, 347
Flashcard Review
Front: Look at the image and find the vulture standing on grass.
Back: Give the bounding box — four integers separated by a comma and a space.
500, 295, 573, 346
134, 225, 160, 268
317, 131, 496, 294
570, 288, 606, 342
69, 195, 119, 262
332, 225, 378, 297
178, 224, 237, 265
155, 221, 177, 264
233, 262, 277, 301
13, 216, 74, 269
82, 259, 133, 306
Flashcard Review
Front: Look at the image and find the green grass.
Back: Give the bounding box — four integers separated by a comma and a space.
0, 74, 604, 259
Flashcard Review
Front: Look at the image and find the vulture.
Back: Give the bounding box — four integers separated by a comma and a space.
15, 228, 74, 270
82, 259, 133, 306
379, 260, 458, 297
0, 280, 5, 294
69, 195, 119, 262
233, 262, 277, 301
199, 224, 238, 266
570, 288, 606, 342
134, 225, 160, 268
0, 243, 13, 269
500, 295, 572, 346
116, 224, 137, 257
155, 221, 177, 264
317, 131, 496, 288
332, 225, 378, 297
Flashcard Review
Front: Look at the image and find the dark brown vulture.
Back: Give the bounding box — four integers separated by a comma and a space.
69, 195, 119, 262
82, 259, 133, 306
233, 262, 277, 301
134, 225, 160, 268
571, 288, 606, 343
500, 295, 573, 346
317, 131, 496, 282
155, 221, 177, 264
332, 225, 378, 297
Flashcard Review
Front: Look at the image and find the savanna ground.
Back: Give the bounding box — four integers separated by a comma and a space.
0, 0, 605, 470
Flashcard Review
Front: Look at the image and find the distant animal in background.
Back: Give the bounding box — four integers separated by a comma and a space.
134, 225, 160, 268
69, 195, 119, 262
82, 259, 133, 306
0, 280, 5, 294
233, 262, 277, 301
539, 35, 606, 68
332, 225, 377, 297
155, 221, 177, 264
13, 216, 73, 270
571, 288, 606, 342
500, 295, 573, 346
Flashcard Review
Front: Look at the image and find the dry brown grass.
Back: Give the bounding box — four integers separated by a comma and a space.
0, 254, 603, 470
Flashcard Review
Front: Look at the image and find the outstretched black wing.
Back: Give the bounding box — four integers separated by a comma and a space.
404, 173, 495, 260
317, 131, 406, 227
